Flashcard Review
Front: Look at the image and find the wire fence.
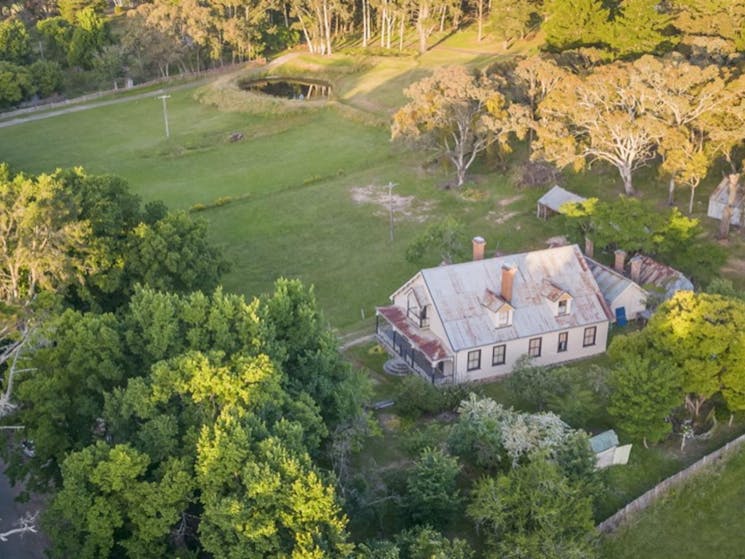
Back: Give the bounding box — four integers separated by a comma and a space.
598, 431, 745, 533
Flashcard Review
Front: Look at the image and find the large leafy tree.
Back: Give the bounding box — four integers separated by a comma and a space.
489, 0, 538, 47
26, 278, 356, 557
0, 18, 31, 64
623, 292, 745, 420
67, 7, 108, 69
0, 165, 93, 306
405, 447, 462, 527
36, 17, 73, 66
542, 0, 609, 51
0, 61, 35, 107
562, 196, 699, 257
468, 456, 597, 559
607, 0, 673, 58
198, 419, 352, 558
534, 61, 666, 195
44, 443, 193, 559
262, 278, 367, 427
393, 66, 529, 187
10, 311, 124, 492
52, 167, 228, 312
123, 211, 229, 298
607, 351, 683, 446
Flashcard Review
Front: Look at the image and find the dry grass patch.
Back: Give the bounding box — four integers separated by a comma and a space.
350, 184, 434, 222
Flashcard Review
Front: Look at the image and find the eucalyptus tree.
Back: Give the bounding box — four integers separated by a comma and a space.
534, 60, 666, 195
393, 66, 529, 187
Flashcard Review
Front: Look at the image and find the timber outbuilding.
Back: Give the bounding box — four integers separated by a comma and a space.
536, 185, 587, 220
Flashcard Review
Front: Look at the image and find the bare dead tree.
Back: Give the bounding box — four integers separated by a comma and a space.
0, 324, 35, 419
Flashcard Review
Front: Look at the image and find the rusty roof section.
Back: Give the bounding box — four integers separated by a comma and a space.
540, 279, 569, 302
376, 305, 452, 362
416, 244, 610, 351
480, 288, 511, 313
631, 254, 693, 299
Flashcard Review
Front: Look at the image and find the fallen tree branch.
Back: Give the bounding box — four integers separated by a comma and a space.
0, 512, 38, 542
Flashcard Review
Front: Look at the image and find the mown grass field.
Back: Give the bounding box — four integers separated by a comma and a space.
0, 37, 568, 330
602, 447, 745, 559
1, 31, 743, 333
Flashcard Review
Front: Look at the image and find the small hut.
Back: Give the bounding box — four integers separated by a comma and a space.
536, 185, 587, 219
708, 177, 744, 226
590, 430, 632, 470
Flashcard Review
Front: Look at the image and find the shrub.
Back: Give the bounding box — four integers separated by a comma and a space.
506, 355, 560, 411
30, 60, 63, 98
0, 61, 34, 107
405, 447, 462, 527
394, 375, 444, 419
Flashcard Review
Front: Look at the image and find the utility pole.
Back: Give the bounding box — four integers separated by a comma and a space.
157, 94, 171, 138
387, 181, 397, 242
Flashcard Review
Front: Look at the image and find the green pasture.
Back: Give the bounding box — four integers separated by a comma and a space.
602, 447, 745, 559
1, 31, 741, 330
0, 57, 565, 329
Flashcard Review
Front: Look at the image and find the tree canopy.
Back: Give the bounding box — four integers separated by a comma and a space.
393, 66, 528, 187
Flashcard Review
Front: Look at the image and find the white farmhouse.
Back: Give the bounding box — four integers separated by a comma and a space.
376, 242, 613, 384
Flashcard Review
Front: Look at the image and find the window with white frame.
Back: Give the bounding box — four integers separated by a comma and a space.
497, 309, 511, 327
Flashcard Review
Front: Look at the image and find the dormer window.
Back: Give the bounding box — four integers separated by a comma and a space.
541, 280, 572, 318
497, 309, 511, 327
481, 288, 513, 328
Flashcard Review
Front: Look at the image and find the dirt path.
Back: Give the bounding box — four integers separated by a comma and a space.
0, 82, 211, 129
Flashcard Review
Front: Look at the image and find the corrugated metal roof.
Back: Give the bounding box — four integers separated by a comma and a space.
590, 429, 619, 453
586, 257, 643, 303
420, 245, 611, 351
631, 254, 694, 299
537, 185, 588, 213
376, 305, 452, 362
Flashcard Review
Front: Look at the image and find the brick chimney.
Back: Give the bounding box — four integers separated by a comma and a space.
472, 236, 486, 261
501, 264, 516, 303
614, 249, 626, 274
630, 255, 642, 284
584, 236, 594, 258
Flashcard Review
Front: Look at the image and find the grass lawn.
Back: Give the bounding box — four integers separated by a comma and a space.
602, 446, 745, 559
1, 28, 743, 334
0, 53, 570, 330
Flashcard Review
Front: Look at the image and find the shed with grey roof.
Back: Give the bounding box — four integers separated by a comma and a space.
537, 185, 588, 219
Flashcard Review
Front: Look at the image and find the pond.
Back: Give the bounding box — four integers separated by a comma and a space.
240, 78, 332, 100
